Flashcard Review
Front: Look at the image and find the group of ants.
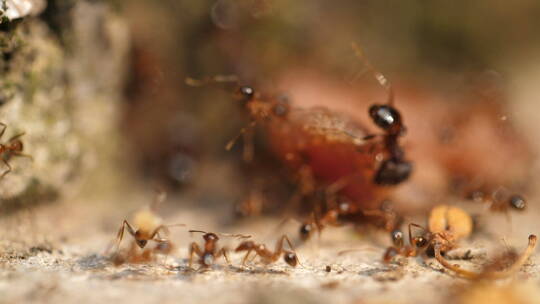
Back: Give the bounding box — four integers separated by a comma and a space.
1, 45, 536, 280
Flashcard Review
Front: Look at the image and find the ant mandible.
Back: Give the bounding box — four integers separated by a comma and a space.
0, 122, 32, 178
235, 234, 299, 267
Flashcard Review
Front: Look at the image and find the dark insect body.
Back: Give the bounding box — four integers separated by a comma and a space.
0, 122, 31, 178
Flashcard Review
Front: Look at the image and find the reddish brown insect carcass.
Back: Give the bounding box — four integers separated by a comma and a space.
192, 52, 412, 240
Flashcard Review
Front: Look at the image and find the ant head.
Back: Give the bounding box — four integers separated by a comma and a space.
203, 233, 219, 242
237, 85, 255, 102
235, 241, 255, 252
374, 159, 412, 185
412, 235, 429, 249
509, 194, 526, 211
391, 230, 404, 247
369, 104, 403, 135
135, 239, 148, 249
9, 140, 23, 152
299, 223, 313, 241
283, 251, 298, 267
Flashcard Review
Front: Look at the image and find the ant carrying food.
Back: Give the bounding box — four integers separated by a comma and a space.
186, 44, 412, 242
0, 122, 31, 178
235, 234, 299, 267
111, 191, 184, 258
383, 205, 537, 279
188, 230, 250, 268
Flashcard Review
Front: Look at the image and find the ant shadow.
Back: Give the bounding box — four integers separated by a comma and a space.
228, 265, 288, 275
76, 253, 110, 270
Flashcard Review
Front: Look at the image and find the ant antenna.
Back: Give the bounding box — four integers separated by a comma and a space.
351, 42, 395, 106
185, 75, 239, 87
225, 121, 257, 151
219, 233, 252, 239
189, 230, 208, 235
188, 230, 251, 239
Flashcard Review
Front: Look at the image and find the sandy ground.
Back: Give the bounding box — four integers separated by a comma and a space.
1, 193, 539, 304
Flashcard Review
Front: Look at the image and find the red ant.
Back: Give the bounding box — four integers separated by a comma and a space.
235, 234, 299, 267
383, 205, 536, 279
0, 122, 31, 178
188, 230, 250, 268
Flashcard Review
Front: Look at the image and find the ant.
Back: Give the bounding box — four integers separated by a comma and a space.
235, 234, 299, 267
188, 230, 250, 268
0, 122, 32, 178
112, 191, 184, 256
351, 43, 412, 186
383, 205, 537, 279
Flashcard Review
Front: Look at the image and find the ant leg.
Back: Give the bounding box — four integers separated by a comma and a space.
149, 225, 170, 241
0, 122, 6, 139
0, 159, 11, 179
242, 126, 254, 162
240, 249, 254, 266
111, 220, 137, 254
13, 152, 33, 161
277, 234, 296, 253
225, 121, 257, 152
217, 247, 231, 265
188, 242, 202, 268
8, 132, 25, 142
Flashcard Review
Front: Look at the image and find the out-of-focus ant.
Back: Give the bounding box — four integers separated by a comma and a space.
468, 187, 526, 215
0, 122, 32, 178
235, 234, 299, 267
188, 230, 250, 269
351, 43, 412, 186
186, 44, 411, 243
383, 205, 537, 279
111, 191, 184, 257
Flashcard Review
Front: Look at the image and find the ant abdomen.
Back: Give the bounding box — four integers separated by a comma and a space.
374, 159, 413, 185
